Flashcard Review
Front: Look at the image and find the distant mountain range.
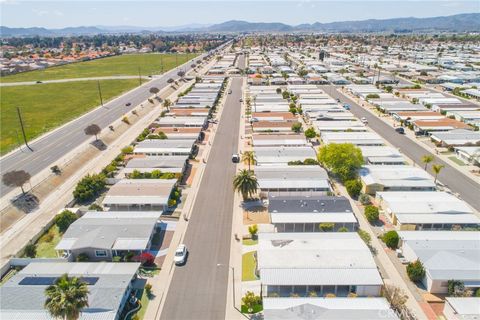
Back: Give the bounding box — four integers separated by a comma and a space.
1, 13, 479, 37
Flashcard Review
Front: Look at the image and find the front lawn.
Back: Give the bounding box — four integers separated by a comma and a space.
35, 225, 62, 258
242, 251, 258, 281
126, 288, 151, 320
241, 303, 263, 314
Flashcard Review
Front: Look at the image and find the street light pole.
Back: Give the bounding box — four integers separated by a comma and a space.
217, 263, 236, 310
16, 107, 31, 150
138, 67, 142, 85
97, 80, 104, 107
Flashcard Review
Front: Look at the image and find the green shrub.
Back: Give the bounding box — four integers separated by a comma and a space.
248, 224, 258, 238
76, 253, 89, 262
304, 127, 317, 139
407, 259, 426, 282
73, 174, 106, 202
88, 203, 103, 211
382, 230, 399, 249
357, 229, 371, 245
358, 193, 371, 205
55, 210, 78, 233
319, 223, 335, 232
145, 283, 153, 297
345, 179, 362, 198
121, 146, 133, 154
291, 122, 302, 133
338, 227, 349, 232
168, 199, 177, 207
364, 205, 379, 223
24, 243, 37, 258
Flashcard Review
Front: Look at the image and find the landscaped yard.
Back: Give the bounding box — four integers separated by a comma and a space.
1, 79, 138, 154
242, 251, 258, 281
127, 288, 151, 320
0, 53, 198, 82
34, 225, 62, 258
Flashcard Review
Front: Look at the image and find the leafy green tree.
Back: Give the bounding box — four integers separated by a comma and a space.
364, 205, 379, 223
73, 174, 106, 202
233, 170, 258, 201
304, 127, 316, 139
291, 122, 302, 133
318, 143, 363, 182
407, 259, 426, 282
345, 179, 362, 198
44, 274, 89, 320
382, 230, 400, 249
55, 210, 78, 233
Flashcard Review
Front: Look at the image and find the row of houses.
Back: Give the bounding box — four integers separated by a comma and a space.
244, 82, 400, 319
0, 73, 227, 319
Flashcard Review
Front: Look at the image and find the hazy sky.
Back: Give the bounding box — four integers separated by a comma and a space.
1, 0, 479, 28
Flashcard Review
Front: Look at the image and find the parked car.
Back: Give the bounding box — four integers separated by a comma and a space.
395, 127, 405, 134
343, 104, 350, 110
361, 117, 368, 124
228, 89, 232, 94
239, 98, 243, 102
36, 81, 42, 84
125, 102, 131, 107
336, 98, 341, 103
232, 153, 240, 163
174, 244, 188, 265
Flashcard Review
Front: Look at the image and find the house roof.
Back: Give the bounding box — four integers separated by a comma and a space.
268, 195, 352, 214
359, 165, 435, 189
0, 262, 140, 320
263, 297, 400, 320
257, 233, 382, 286
398, 231, 480, 282
254, 146, 317, 164
255, 165, 329, 190
56, 211, 160, 251
445, 297, 480, 318
102, 179, 176, 206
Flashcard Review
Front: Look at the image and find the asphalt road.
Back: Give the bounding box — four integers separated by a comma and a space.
327, 86, 480, 211
160, 77, 243, 320
0, 54, 205, 197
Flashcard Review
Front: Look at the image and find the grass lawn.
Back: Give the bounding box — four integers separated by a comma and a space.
242, 251, 258, 282
448, 156, 466, 166
1, 79, 139, 154
1, 53, 198, 83
241, 304, 263, 314
242, 239, 258, 246
35, 225, 62, 258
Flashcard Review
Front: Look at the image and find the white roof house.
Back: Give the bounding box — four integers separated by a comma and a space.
397, 231, 480, 293
430, 129, 480, 146
252, 134, 309, 147
443, 297, 480, 320
358, 146, 405, 165
321, 132, 385, 146
257, 232, 383, 297
359, 165, 436, 195
376, 191, 479, 230
263, 297, 400, 320
0, 262, 140, 320
254, 146, 317, 165
254, 165, 330, 193
134, 139, 196, 156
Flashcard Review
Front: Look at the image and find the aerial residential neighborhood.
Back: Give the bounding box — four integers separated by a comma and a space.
0, 1, 480, 320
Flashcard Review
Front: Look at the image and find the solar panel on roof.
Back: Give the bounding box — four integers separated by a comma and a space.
19, 276, 99, 286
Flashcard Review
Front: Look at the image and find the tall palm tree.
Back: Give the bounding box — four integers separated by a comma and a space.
242, 151, 256, 171
162, 99, 171, 111
233, 169, 258, 201
421, 155, 434, 171
45, 274, 89, 320
432, 164, 445, 184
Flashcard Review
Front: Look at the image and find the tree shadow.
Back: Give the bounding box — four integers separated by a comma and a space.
90, 139, 107, 151
10, 192, 39, 213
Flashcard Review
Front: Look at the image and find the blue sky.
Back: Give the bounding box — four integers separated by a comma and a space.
1, 0, 479, 28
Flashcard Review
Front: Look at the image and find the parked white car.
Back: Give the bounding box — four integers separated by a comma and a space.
174, 244, 188, 265
361, 117, 368, 124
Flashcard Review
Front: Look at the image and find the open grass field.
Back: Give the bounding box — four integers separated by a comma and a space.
0, 53, 198, 83
0, 79, 139, 154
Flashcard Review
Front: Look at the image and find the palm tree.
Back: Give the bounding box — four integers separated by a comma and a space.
162, 99, 171, 111
233, 169, 258, 201
45, 274, 89, 320
432, 164, 445, 184
421, 155, 434, 171
242, 151, 255, 171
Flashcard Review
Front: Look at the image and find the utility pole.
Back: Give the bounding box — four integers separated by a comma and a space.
97, 81, 104, 107
160, 55, 164, 74
175, 55, 178, 68
138, 67, 142, 85
16, 107, 31, 150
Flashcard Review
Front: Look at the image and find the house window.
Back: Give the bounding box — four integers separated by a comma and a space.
95, 250, 107, 257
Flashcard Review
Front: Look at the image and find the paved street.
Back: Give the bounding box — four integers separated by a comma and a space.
0, 55, 204, 197
328, 86, 480, 211
160, 77, 243, 320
